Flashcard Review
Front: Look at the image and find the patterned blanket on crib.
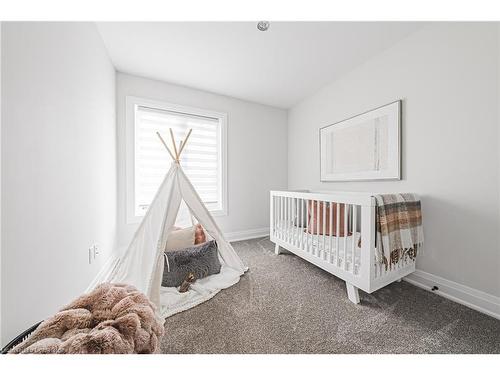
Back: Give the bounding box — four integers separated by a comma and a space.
374, 193, 424, 268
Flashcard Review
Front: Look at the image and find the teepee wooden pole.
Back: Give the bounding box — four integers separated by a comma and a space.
156, 131, 176, 161
177, 128, 193, 157
169, 128, 179, 161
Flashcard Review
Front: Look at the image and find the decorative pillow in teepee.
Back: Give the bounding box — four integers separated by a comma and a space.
165, 224, 207, 252
194, 223, 207, 244
162, 240, 222, 287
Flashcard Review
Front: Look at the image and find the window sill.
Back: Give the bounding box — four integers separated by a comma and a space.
126, 208, 227, 225
209, 208, 228, 217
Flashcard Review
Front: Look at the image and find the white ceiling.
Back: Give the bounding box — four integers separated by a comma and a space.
97, 22, 424, 108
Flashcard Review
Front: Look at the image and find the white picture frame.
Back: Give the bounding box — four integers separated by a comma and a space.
320, 100, 401, 182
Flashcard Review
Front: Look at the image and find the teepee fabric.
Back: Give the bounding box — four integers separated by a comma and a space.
90, 162, 247, 319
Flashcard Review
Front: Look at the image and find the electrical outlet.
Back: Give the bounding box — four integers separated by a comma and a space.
93, 245, 99, 259
88, 245, 99, 264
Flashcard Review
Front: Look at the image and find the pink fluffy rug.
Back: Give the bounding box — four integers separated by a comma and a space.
10, 283, 164, 354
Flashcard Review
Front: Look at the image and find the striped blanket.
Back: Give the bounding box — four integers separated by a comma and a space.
374, 193, 424, 268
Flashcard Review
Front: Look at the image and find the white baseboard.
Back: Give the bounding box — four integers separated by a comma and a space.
404, 270, 500, 320
224, 227, 269, 242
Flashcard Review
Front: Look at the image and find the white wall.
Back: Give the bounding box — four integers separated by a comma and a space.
0, 21, 3, 345
498, 24, 500, 257
116, 73, 288, 248
288, 23, 500, 297
1, 22, 117, 344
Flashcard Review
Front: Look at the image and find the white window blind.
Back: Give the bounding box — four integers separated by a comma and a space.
134, 105, 224, 217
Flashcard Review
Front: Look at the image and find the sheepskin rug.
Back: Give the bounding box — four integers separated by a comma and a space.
10, 283, 164, 354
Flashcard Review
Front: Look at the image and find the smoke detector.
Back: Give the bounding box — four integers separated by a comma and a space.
257, 21, 270, 31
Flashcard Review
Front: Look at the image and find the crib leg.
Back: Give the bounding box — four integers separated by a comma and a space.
274, 243, 281, 255
346, 282, 360, 304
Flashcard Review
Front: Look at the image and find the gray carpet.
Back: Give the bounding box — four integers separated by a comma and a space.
161, 237, 500, 354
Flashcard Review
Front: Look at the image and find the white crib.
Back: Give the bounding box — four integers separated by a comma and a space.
270, 190, 416, 304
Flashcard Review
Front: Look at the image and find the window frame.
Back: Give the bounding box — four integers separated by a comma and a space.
125, 96, 228, 224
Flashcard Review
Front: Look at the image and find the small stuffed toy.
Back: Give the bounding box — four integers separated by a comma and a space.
179, 272, 196, 293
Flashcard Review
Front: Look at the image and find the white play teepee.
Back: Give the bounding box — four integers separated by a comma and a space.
91, 129, 247, 319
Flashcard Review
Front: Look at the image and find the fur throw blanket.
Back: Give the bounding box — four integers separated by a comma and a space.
10, 283, 164, 354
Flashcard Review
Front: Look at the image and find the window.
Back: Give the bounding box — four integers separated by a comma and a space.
126, 96, 227, 223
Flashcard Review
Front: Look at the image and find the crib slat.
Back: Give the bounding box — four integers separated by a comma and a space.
351, 206, 357, 274
273, 196, 276, 237
292, 197, 295, 245
316, 200, 320, 257
291, 198, 298, 246
336, 203, 340, 266
309, 200, 313, 253
310, 199, 315, 255
277, 196, 280, 239
285, 197, 290, 242
287, 197, 291, 243
283, 196, 287, 242
271, 195, 274, 237
278, 196, 281, 239
277, 196, 280, 240
301, 198, 305, 251
283, 196, 286, 242
297, 198, 301, 249
280, 197, 285, 240
284, 197, 288, 243
307, 200, 314, 253
322, 200, 326, 259
298, 198, 303, 250
305, 200, 308, 253
272, 195, 275, 237
314, 200, 321, 256
296, 198, 301, 248
344, 204, 349, 271
291, 197, 294, 245
312, 199, 316, 255
294, 198, 298, 247
275, 196, 278, 238
329, 202, 333, 263
279, 195, 283, 241
289, 197, 293, 244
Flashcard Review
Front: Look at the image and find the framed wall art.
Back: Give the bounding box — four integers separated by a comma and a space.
320, 100, 401, 181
